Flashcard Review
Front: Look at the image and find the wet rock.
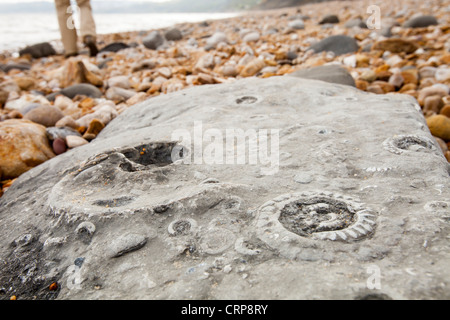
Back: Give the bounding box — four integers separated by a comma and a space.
372, 39, 418, 54
143, 31, 165, 50
164, 28, 183, 41
403, 15, 438, 28
319, 14, 339, 24
309, 35, 359, 56
0, 119, 55, 179
289, 64, 356, 87
23, 105, 64, 127
19, 42, 56, 59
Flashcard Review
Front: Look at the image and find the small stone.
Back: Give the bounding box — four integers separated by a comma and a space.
434, 136, 448, 153
143, 31, 164, 50
401, 70, 419, 85
205, 32, 228, 50
319, 14, 339, 24
55, 116, 78, 129
344, 18, 367, 28
107, 76, 131, 89
53, 138, 67, 155
221, 64, 239, 77
309, 35, 359, 56
83, 119, 105, 140
367, 84, 384, 94
0, 88, 8, 108
360, 70, 377, 82
106, 87, 137, 103
389, 73, 404, 88
372, 39, 418, 54
164, 28, 183, 41
46, 126, 81, 141
23, 105, 64, 127
289, 64, 356, 87
47, 84, 102, 101
99, 42, 129, 53
423, 95, 444, 114
372, 81, 396, 93
14, 77, 36, 91
419, 66, 437, 79
243, 31, 260, 43
418, 86, 449, 105
435, 68, 450, 82
240, 58, 265, 77
439, 105, 450, 117
66, 136, 89, 149
426, 115, 450, 141
403, 15, 438, 28
19, 42, 56, 59
356, 80, 368, 91
108, 233, 148, 258
0, 119, 55, 179
288, 19, 305, 30
399, 83, 417, 93
126, 92, 148, 106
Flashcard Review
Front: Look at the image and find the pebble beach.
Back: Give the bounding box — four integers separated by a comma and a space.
1, 0, 450, 198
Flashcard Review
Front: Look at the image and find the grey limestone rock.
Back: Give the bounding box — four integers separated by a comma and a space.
0, 77, 449, 300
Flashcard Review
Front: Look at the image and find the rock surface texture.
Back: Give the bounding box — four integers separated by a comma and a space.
0, 77, 449, 300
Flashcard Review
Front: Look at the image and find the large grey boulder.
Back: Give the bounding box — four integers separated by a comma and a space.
0, 77, 449, 300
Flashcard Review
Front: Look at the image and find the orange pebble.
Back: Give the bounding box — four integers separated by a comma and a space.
49, 282, 58, 291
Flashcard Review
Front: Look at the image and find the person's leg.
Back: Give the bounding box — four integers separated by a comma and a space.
76, 0, 98, 56
54, 0, 79, 56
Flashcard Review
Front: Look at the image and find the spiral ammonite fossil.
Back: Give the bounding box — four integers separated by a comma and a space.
256, 191, 376, 244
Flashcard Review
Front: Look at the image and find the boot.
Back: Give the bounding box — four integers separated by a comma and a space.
84, 35, 99, 57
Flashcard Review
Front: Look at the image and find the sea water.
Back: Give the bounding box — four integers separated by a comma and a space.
0, 12, 239, 53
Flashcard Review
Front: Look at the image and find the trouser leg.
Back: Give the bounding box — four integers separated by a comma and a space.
54, 0, 78, 55
76, 0, 97, 43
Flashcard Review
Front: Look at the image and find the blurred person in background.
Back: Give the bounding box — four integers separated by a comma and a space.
54, 0, 99, 57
